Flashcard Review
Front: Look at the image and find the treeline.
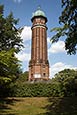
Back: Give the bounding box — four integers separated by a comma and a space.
10, 69, 77, 97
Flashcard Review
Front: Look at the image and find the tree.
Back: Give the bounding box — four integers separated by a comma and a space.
0, 5, 23, 96
16, 71, 29, 84
51, 0, 77, 54
0, 4, 23, 77
54, 69, 77, 96
0, 49, 21, 82
0, 5, 23, 53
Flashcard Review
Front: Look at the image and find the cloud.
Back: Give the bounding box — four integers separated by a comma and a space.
48, 41, 65, 53
15, 26, 31, 67
15, 52, 31, 61
50, 62, 77, 78
47, 37, 51, 44
21, 26, 31, 42
13, 0, 22, 3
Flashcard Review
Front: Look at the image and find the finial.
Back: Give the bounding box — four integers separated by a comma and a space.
37, 5, 41, 10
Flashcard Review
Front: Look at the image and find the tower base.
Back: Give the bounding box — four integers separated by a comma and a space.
29, 60, 49, 81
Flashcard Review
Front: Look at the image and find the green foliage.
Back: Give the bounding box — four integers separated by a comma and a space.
16, 71, 29, 83
54, 69, 77, 96
51, 0, 77, 54
0, 77, 11, 85
0, 49, 22, 97
11, 82, 63, 97
11, 69, 77, 97
0, 5, 23, 53
0, 5, 23, 97
0, 49, 21, 80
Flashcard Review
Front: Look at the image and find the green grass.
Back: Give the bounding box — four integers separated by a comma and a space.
0, 97, 77, 115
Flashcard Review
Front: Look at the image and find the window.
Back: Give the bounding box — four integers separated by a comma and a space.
43, 73, 46, 77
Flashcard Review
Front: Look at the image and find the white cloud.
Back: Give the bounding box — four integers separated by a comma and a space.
50, 62, 77, 78
16, 52, 31, 61
15, 26, 31, 67
21, 26, 31, 42
47, 37, 51, 44
13, 0, 22, 3
48, 41, 65, 53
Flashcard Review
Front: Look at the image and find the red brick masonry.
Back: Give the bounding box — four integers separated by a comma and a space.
29, 16, 49, 81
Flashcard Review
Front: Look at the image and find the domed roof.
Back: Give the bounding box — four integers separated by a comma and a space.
31, 7, 47, 22
32, 7, 46, 17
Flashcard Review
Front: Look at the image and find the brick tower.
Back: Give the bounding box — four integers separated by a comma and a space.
29, 7, 49, 81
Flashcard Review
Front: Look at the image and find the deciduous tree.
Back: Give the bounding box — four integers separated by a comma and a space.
51, 0, 77, 54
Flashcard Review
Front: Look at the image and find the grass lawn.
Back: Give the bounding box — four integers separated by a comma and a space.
0, 97, 77, 115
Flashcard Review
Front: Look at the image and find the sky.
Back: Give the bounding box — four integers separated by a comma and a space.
0, 0, 77, 78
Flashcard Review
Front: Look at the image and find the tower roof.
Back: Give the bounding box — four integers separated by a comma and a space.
31, 7, 47, 22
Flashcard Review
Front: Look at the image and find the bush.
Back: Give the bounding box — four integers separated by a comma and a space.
10, 82, 64, 97
10, 69, 77, 97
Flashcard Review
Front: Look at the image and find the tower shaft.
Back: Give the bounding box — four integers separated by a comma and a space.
29, 8, 49, 81
31, 25, 47, 62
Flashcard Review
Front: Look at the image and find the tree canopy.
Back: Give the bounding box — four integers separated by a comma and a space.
0, 5, 23, 53
0, 5, 23, 96
53, 69, 77, 96
51, 0, 77, 54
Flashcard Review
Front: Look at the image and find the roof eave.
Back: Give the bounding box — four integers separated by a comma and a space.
31, 15, 47, 23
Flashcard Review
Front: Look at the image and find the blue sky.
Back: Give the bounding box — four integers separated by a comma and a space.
0, 0, 77, 78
